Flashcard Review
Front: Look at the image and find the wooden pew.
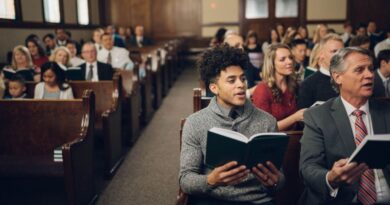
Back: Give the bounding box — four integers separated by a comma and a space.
150, 52, 163, 109
69, 74, 124, 177
130, 50, 154, 125
25, 74, 124, 177
192, 88, 211, 112
275, 130, 304, 205
158, 48, 170, 97
116, 68, 141, 145
0, 90, 97, 205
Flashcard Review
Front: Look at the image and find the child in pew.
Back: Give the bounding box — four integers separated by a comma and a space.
3, 75, 28, 99
34, 61, 74, 99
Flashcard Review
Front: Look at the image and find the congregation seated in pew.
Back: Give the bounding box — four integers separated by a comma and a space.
49, 46, 72, 71
0, 89, 96, 205
3, 74, 27, 99
2, 45, 35, 82
34, 61, 74, 99
66, 42, 114, 81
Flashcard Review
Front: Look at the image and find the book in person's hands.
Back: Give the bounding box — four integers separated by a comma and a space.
347, 134, 390, 169
205, 127, 289, 169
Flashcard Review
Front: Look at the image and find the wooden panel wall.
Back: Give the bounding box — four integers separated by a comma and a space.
348, 0, 390, 30
106, 0, 154, 35
105, 0, 388, 40
107, 0, 201, 39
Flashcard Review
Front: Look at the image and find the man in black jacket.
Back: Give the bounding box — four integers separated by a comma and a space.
67, 42, 113, 81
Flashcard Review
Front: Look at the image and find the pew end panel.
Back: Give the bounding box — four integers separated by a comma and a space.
69, 74, 124, 177
275, 130, 304, 205
115, 68, 141, 145
0, 90, 97, 205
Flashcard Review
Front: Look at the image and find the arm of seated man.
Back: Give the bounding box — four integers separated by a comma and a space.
326, 158, 368, 194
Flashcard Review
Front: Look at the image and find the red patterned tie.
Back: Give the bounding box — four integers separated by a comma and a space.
352, 110, 377, 205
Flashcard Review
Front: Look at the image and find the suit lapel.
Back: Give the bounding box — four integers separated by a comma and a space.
330, 97, 356, 155
370, 99, 387, 134
80, 64, 86, 80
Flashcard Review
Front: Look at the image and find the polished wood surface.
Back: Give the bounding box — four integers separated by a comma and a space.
0, 90, 96, 205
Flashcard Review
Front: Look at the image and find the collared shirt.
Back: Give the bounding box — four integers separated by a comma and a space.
319, 67, 330, 76
326, 97, 390, 202
215, 102, 244, 120
374, 38, 390, 57
97, 47, 134, 70
136, 36, 143, 47
85, 61, 98, 82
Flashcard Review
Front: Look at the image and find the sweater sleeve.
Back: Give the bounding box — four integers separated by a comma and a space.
179, 118, 214, 195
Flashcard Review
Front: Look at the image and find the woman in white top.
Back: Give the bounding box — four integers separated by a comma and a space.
34, 61, 73, 99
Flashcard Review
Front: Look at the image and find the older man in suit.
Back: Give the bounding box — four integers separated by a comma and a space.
67, 42, 113, 81
299, 47, 390, 205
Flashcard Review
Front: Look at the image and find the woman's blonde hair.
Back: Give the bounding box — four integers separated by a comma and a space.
49, 46, 71, 67
11, 45, 33, 69
262, 43, 297, 103
312, 24, 328, 44
309, 43, 321, 69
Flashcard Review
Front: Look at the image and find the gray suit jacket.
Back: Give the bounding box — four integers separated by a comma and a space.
299, 97, 390, 205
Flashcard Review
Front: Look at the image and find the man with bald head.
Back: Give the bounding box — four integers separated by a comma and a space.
67, 42, 113, 81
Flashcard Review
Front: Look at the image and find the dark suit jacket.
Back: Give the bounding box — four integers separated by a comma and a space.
67, 61, 113, 81
129, 36, 153, 47
372, 70, 386, 98
298, 71, 338, 109
299, 97, 390, 205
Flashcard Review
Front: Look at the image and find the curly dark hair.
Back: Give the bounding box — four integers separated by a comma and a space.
198, 44, 249, 87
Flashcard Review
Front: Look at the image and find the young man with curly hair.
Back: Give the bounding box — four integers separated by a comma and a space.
179, 45, 284, 205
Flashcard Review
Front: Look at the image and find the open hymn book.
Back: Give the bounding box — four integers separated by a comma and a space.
347, 134, 390, 169
205, 127, 288, 169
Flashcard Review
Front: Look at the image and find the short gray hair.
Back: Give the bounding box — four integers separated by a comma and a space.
329, 47, 373, 93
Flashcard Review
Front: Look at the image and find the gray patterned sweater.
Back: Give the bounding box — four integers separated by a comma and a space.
179, 97, 285, 204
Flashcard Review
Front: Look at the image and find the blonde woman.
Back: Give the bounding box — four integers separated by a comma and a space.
2, 45, 35, 81
252, 44, 305, 131
49, 46, 71, 70
312, 24, 328, 44
303, 43, 321, 79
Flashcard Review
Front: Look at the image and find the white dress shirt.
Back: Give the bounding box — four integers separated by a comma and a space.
319, 67, 330, 76
85, 61, 99, 82
326, 97, 390, 203
97, 46, 134, 70
374, 38, 390, 57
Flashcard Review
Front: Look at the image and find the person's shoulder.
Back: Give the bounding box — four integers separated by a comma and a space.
370, 98, 390, 111
305, 97, 335, 115
114, 46, 129, 54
